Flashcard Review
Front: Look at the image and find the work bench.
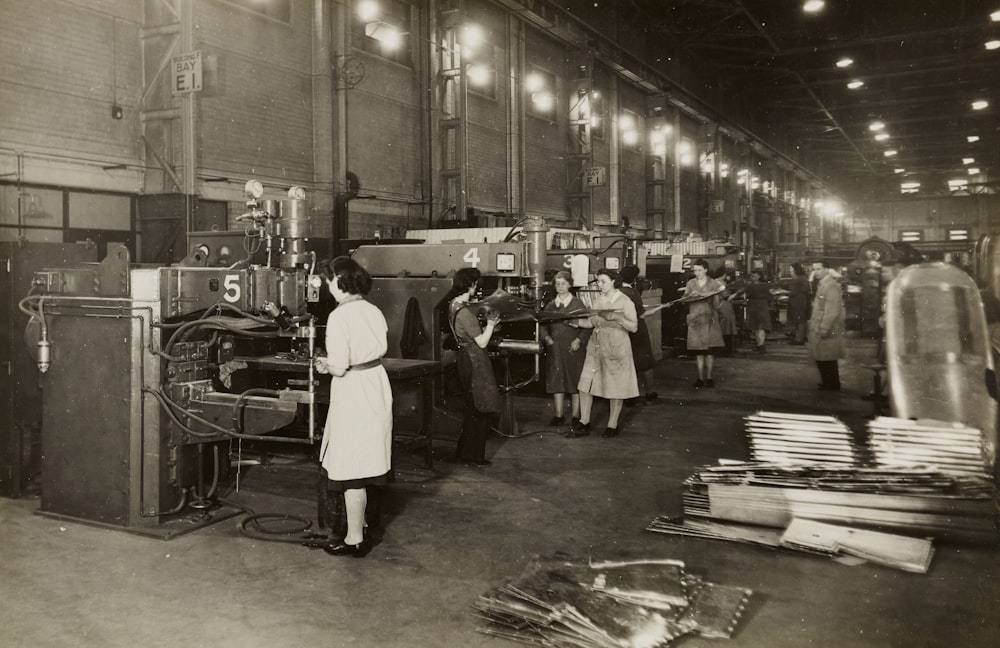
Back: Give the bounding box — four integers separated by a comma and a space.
234, 355, 443, 468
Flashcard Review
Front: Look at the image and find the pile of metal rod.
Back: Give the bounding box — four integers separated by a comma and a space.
474, 554, 752, 647
868, 416, 989, 477
745, 411, 862, 465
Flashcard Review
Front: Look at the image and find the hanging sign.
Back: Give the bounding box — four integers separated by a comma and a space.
172, 51, 203, 95
584, 166, 606, 187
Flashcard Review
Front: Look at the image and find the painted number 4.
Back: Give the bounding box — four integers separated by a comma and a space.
463, 248, 481, 267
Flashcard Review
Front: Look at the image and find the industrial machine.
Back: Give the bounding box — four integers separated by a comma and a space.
2, 241, 99, 497
21, 181, 322, 537
351, 219, 638, 368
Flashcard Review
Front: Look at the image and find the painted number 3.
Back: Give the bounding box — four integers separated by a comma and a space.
223, 274, 241, 303
463, 248, 481, 267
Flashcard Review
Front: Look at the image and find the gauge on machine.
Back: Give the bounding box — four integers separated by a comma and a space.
244, 179, 264, 199
288, 186, 306, 200
309, 275, 324, 289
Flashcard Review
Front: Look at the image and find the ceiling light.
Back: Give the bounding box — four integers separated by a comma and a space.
992, 10, 1000, 21
835, 57, 853, 68
874, 133, 890, 141
972, 100, 989, 110
868, 121, 885, 131
967, 135, 981, 142
986, 40, 1000, 50
803, 0, 825, 13
894, 168, 906, 174
963, 157, 975, 165
948, 179, 969, 189
847, 80, 864, 89
883, 150, 897, 157
968, 167, 980, 175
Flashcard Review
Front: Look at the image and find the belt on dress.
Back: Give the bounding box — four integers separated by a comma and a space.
348, 357, 383, 371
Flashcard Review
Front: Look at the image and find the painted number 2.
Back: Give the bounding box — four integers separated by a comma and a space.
463, 248, 481, 267
223, 274, 241, 303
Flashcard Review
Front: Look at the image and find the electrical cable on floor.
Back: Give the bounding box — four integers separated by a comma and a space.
219, 497, 325, 546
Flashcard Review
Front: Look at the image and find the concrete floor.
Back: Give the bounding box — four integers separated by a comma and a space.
1, 334, 998, 647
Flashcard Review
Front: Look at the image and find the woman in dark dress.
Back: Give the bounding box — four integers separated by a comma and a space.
446, 267, 501, 465
542, 271, 591, 426
785, 262, 810, 344
618, 264, 657, 403
736, 269, 773, 353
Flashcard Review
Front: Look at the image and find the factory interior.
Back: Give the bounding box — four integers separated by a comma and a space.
1, 1, 999, 647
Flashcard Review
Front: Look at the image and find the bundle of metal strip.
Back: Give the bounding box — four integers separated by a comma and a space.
868, 416, 989, 477
677, 463, 997, 544
745, 411, 861, 465
473, 554, 752, 646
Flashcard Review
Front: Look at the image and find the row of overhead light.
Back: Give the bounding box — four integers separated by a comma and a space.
835, 8, 999, 193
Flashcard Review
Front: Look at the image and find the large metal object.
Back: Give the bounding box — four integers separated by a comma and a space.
1, 242, 98, 497
22, 184, 322, 536
884, 262, 998, 478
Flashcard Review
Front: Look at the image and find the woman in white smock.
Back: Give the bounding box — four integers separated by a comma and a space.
314, 256, 392, 558
570, 267, 639, 438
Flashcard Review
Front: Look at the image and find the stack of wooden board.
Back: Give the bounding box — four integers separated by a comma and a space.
745, 411, 861, 465
868, 416, 989, 477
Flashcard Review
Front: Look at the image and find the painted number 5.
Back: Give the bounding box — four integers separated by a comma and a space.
223, 274, 241, 303
463, 247, 481, 267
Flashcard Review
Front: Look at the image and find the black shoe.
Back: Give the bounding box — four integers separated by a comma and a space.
323, 538, 372, 558
705, 379, 715, 388
565, 421, 591, 438
571, 417, 580, 427
693, 379, 704, 388
473, 459, 492, 466
548, 416, 564, 426
602, 426, 619, 438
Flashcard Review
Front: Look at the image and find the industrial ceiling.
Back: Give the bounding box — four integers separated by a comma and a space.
614, 0, 1000, 202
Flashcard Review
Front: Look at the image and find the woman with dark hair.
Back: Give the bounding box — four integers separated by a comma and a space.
733, 269, 773, 353
570, 267, 639, 438
313, 256, 392, 558
685, 258, 725, 386
445, 267, 501, 465
786, 262, 810, 345
541, 270, 590, 425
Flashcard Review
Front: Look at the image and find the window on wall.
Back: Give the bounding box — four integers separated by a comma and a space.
525, 65, 556, 119
947, 228, 971, 241
619, 109, 641, 150
222, 0, 292, 23
899, 229, 924, 242
467, 41, 497, 100
353, 0, 412, 67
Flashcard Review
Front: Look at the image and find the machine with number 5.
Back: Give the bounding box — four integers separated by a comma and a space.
20, 182, 322, 536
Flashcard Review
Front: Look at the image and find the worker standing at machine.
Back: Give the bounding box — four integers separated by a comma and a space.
542, 270, 591, 426
314, 257, 393, 558
445, 267, 502, 466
